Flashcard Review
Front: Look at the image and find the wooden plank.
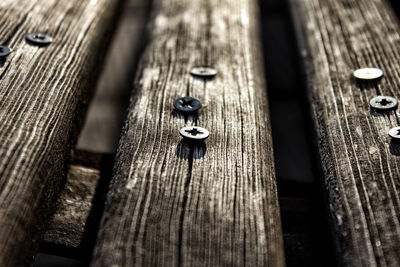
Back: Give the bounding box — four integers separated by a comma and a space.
41, 0, 150, 257
289, 0, 400, 265
77, 0, 151, 154
90, 0, 285, 266
0, 0, 121, 265
40, 151, 109, 258
43, 164, 101, 252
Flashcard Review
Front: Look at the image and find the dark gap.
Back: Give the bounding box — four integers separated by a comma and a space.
259, 0, 337, 266
388, 0, 400, 20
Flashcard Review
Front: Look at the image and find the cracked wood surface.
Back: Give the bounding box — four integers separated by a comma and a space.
290, 0, 400, 265
41, 0, 150, 258
0, 0, 120, 265
90, 0, 285, 266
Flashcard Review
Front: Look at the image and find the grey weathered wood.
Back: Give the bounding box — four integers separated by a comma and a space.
44, 164, 101, 249
42, 0, 150, 255
41, 150, 103, 255
77, 0, 151, 154
90, 0, 285, 266
0, 0, 121, 265
290, 0, 400, 265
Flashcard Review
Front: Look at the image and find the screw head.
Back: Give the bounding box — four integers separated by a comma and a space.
353, 68, 383, 80
0, 46, 11, 57
190, 67, 217, 78
389, 126, 400, 139
26, 33, 52, 46
179, 126, 209, 141
370, 96, 398, 110
174, 96, 202, 113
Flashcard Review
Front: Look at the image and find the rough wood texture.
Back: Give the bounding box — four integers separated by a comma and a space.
91, 0, 285, 266
290, 0, 400, 265
44, 164, 101, 249
41, 151, 106, 259
0, 0, 121, 265
77, 0, 151, 154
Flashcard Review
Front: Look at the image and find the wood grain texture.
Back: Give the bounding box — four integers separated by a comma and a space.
40, 151, 114, 260
91, 0, 285, 266
77, 0, 151, 154
0, 0, 121, 265
43, 164, 101, 250
290, 0, 400, 265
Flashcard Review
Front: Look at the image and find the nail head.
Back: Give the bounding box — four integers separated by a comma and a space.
353, 68, 383, 80
26, 33, 52, 46
179, 126, 209, 141
190, 67, 217, 78
370, 96, 397, 110
174, 96, 202, 113
0, 46, 12, 57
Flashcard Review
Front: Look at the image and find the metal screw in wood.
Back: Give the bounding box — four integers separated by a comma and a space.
26, 33, 52, 46
0, 46, 11, 57
174, 96, 202, 113
353, 68, 383, 80
389, 126, 400, 139
370, 96, 397, 110
190, 67, 217, 78
179, 126, 209, 141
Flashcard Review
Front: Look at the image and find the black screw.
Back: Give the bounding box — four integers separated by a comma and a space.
174, 96, 202, 113
0, 46, 11, 57
26, 33, 52, 46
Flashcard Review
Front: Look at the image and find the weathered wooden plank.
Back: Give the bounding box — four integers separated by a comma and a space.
90, 0, 285, 266
40, 150, 107, 258
43, 164, 101, 252
290, 0, 400, 265
0, 0, 121, 265
41, 0, 150, 256
77, 0, 151, 154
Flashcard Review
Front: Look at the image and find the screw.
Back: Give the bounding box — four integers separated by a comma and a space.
0, 46, 11, 57
353, 68, 383, 80
370, 96, 398, 110
389, 127, 400, 139
190, 67, 217, 78
174, 96, 202, 113
26, 33, 52, 46
179, 126, 209, 141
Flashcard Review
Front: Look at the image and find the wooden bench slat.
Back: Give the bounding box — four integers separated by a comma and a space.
0, 0, 120, 265
77, 0, 151, 154
290, 0, 400, 265
41, 151, 106, 258
40, 0, 151, 257
90, 0, 285, 266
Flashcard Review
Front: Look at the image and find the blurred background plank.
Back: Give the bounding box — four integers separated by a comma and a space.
290, 0, 400, 265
